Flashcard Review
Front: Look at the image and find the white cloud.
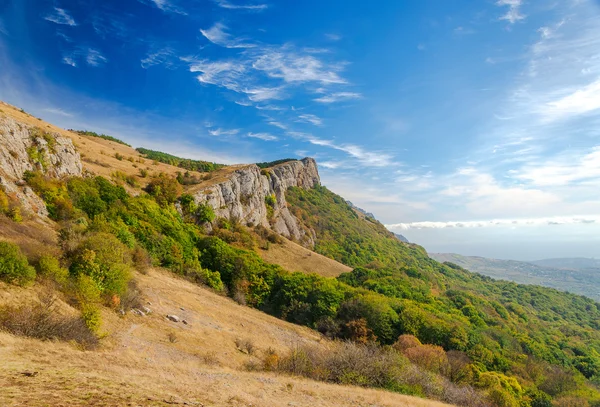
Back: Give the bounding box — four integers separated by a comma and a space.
200, 23, 255, 48
496, 0, 525, 24
62, 48, 108, 67
541, 79, 600, 121
85, 49, 108, 67
266, 120, 287, 129
325, 33, 342, 41
306, 137, 394, 167
247, 132, 277, 141
44, 8, 77, 26
208, 128, 240, 137
62, 56, 76, 67
43, 107, 73, 117
253, 49, 347, 84
296, 113, 323, 126
314, 92, 361, 104
515, 147, 600, 187
214, 0, 268, 10
387, 215, 600, 230
142, 0, 187, 14
141, 48, 176, 69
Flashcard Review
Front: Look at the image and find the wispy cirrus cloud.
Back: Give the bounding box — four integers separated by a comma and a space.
141, 48, 177, 69
43, 107, 73, 117
44, 7, 77, 26
200, 23, 255, 48
314, 92, 361, 104
62, 47, 108, 67
305, 136, 394, 167
209, 127, 240, 136
214, 0, 268, 11
141, 0, 187, 15
252, 49, 347, 84
496, 0, 525, 24
296, 113, 322, 126
247, 132, 277, 141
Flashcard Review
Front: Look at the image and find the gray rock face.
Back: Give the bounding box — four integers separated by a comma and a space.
193, 158, 319, 246
0, 116, 82, 216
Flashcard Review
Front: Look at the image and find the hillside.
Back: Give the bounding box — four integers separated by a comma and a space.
430, 253, 600, 301
0, 102, 599, 406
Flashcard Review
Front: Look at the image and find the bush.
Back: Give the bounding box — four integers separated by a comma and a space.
0, 292, 98, 348
69, 233, 131, 298
0, 241, 36, 285
196, 203, 215, 224
37, 255, 69, 284
145, 174, 182, 206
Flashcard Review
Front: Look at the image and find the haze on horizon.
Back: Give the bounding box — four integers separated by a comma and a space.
0, 0, 599, 260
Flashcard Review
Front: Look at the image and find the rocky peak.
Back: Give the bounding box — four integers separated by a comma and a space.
0, 115, 82, 217
192, 158, 320, 246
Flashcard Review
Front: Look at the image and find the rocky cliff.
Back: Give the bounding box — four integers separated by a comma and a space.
0, 115, 82, 217
192, 158, 320, 246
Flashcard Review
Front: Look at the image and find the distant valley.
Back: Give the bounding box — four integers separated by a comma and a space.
430, 253, 600, 301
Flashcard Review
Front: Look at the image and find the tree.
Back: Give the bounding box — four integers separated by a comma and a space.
145, 174, 182, 206
0, 242, 36, 286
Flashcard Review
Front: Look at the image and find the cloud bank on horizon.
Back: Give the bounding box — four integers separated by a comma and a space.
0, 0, 599, 258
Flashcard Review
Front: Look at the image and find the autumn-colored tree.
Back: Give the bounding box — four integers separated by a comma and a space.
392, 334, 422, 353
145, 173, 182, 206
403, 344, 449, 375
343, 318, 376, 344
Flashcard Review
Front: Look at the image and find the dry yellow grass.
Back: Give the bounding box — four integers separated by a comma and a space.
0, 270, 453, 407
259, 239, 351, 277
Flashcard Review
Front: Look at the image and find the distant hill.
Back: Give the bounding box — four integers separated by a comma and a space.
531, 257, 600, 270
394, 233, 409, 243
430, 253, 600, 301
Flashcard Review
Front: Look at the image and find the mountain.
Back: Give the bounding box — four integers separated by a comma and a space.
1, 102, 599, 407
430, 252, 600, 301
532, 257, 600, 270
394, 233, 409, 243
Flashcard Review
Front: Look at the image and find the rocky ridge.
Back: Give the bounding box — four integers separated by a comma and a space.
0, 115, 82, 216
192, 158, 320, 246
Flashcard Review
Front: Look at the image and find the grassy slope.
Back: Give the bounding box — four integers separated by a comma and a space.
0, 270, 451, 407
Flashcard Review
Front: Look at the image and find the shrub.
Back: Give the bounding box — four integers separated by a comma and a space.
0, 186, 9, 214
0, 292, 98, 348
37, 255, 69, 284
393, 334, 422, 352
145, 174, 182, 206
196, 203, 215, 224
69, 233, 131, 298
402, 344, 449, 375
0, 241, 36, 285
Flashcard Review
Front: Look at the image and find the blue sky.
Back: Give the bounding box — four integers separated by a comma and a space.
1, 0, 600, 260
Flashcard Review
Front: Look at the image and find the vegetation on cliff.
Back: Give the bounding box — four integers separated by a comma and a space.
136, 147, 225, 173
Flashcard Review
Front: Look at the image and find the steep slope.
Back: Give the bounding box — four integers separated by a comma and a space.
285, 185, 600, 405
430, 253, 600, 301
0, 271, 451, 407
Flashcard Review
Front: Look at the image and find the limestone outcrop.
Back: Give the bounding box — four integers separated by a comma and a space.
0, 116, 82, 216
192, 158, 319, 246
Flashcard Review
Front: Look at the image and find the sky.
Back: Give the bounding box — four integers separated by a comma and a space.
1, 0, 599, 261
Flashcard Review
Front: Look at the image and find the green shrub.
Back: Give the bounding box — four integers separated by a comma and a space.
0, 187, 9, 214
37, 255, 69, 284
0, 241, 36, 285
69, 233, 131, 297
196, 203, 215, 224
